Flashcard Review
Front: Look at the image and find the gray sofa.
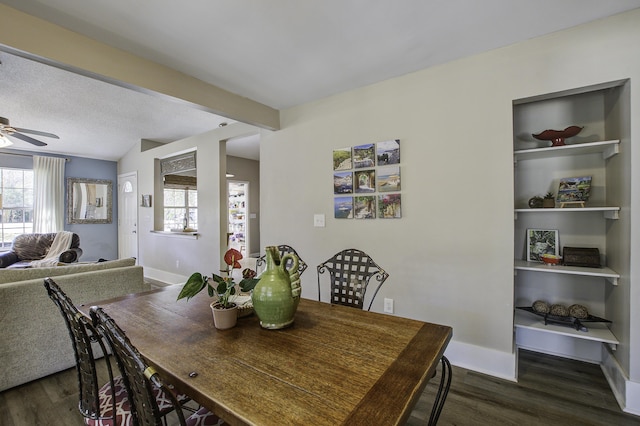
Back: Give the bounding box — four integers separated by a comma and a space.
0, 258, 151, 391
0, 232, 83, 268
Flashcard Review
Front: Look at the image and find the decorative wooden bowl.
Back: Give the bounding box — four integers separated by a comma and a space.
532, 125, 583, 146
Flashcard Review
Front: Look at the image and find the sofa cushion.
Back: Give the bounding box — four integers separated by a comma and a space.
0, 257, 136, 285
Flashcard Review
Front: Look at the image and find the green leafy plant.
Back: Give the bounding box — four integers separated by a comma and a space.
544, 192, 554, 199
177, 248, 259, 308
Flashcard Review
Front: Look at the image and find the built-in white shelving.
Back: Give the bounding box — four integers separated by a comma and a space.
514, 206, 620, 220
514, 140, 619, 162
514, 260, 619, 285
514, 310, 618, 350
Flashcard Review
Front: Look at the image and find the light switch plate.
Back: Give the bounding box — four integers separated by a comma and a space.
313, 214, 325, 227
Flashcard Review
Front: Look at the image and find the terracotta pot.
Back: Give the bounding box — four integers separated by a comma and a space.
210, 302, 238, 330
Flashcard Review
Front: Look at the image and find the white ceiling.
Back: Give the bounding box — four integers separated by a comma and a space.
1, 0, 639, 161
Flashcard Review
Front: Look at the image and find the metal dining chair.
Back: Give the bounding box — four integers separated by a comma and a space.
44, 278, 189, 426
316, 248, 389, 311
257, 244, 308, 276
316, 250, 451, 425
90, 306, 225, 426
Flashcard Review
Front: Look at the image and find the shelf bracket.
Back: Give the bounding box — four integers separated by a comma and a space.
604, 210, 619, 220
603, 144, 620, 160
607, 342, 618, 351
606, 276, 619, 286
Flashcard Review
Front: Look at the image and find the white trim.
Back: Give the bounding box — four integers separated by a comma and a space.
144, 266, 188, 286
602, 345, 640, 416
445, 340, 517, 382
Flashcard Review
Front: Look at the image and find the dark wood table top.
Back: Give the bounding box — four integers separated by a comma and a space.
80, 285, 452, 426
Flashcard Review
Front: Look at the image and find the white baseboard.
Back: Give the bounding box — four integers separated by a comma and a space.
445, 340, 517, 382
144, 266, 187, 286
601, 346, 640, 416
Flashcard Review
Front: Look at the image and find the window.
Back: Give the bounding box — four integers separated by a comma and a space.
163, 186, 197, 231
0, 168, 34, 247
159, 152, 197, 232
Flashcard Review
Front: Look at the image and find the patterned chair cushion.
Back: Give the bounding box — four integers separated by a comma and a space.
186, 407, 226, 426
85, 375, 192, 426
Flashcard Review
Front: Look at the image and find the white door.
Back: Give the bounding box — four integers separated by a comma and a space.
118, 172, 138, 261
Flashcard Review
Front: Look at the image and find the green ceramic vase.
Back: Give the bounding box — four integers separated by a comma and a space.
252, 246, 301, 329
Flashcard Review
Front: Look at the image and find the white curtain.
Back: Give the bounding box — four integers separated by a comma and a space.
33, 155, 66, 233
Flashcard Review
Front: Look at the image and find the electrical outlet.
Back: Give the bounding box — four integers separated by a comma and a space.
313, 214, 325, 227
384, 298, 394, 314
176, 260, 180, 269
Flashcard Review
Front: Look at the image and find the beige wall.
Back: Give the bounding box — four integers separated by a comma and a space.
260, 9, 640, 405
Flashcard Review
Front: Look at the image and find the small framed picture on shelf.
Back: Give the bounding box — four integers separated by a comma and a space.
557, 176, 592, 205
526, 229, 559, 262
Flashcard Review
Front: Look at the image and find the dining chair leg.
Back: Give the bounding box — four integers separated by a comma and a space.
428, 356, 452, 426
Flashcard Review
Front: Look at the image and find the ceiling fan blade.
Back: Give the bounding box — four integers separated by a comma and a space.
12, 127, 59, 139
9, 132, 48, 147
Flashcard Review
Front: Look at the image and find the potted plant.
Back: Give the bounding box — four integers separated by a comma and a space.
177, 248, 259, 329
543, 192, 555, 208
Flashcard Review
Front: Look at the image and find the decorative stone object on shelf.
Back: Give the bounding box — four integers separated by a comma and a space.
532, 125, 583, 147
569, 304, 589, 319
550, 303, 569, 317
517, 304, 611, 332
528, 196, 543, 208
532, 300, 550, 314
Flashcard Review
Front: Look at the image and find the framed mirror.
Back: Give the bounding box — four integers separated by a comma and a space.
67, 178, 113, 224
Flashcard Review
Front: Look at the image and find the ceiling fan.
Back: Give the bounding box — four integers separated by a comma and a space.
0, 116, 60, 147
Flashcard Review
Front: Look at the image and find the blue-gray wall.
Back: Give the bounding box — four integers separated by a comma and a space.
0, 149, 118, 261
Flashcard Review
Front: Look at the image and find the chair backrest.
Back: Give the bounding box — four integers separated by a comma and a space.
43, 278, 115, 421
90, 306, 188, 426
257, 244, 308, 275
316, 249, 389, 311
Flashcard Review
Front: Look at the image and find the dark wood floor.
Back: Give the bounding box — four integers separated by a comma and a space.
1, 349, 638, 425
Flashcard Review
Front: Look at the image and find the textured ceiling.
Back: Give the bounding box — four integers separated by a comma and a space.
1, 1, 639, 160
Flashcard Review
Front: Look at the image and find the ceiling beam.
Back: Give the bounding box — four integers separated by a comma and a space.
0, 4, 280, 131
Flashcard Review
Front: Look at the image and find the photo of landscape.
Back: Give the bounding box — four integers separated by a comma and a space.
334, 197, 353, 218
378, 193, 402, 218
333, 147, 352, 170
376, 139, 400, 165
353, 143, 375, 168
377, 165, 400, 192
333, 171, 353, 194
354, 196, 376, 219
354, 170, 375, 193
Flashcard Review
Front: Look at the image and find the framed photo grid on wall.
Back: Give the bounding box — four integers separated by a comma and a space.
332, 139, 401, 219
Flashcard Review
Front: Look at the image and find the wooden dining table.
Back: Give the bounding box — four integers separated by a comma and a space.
79, 285, 452, 426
